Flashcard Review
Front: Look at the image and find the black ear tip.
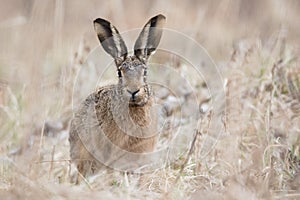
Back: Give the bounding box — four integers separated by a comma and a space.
93, 18, 101, 24
93, 18, 110, 26
155, 14, 166, 21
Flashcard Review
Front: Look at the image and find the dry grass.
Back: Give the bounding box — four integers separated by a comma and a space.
0, 0, 300, 199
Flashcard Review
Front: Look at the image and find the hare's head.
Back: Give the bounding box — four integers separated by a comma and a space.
94, 15, 166, 106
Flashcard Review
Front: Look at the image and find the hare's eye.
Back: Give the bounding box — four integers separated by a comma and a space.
121, 62, 127, 68
133, 61, 139, 67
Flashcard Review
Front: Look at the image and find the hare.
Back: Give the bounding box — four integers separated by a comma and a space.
69, 14, 166, 182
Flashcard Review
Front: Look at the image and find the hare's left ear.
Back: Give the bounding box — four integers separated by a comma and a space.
134, 14, 166, 63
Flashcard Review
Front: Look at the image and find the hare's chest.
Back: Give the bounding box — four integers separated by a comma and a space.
94, 100, 158, 152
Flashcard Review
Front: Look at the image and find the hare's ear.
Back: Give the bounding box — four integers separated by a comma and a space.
134, 14, 166, 63
94, 18, 128, 63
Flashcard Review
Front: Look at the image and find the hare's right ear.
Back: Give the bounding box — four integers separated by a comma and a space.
94, 18, 128, 64
134, 14, 166, 63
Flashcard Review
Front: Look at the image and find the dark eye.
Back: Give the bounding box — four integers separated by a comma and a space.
121, 62, 127, 68
133, 61, 140, 67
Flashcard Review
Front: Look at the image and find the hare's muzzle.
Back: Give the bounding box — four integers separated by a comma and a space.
127, 89, 140, 101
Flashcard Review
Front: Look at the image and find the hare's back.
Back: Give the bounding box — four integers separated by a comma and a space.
71, 85, 116, 129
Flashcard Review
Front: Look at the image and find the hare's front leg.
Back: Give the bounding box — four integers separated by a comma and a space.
69, 128, 96, 184
75, 156, 96, 184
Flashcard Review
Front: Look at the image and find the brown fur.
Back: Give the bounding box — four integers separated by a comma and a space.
69, 85, 158, 181
69, 14, 165, 183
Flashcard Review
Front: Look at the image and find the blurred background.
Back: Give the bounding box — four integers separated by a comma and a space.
1, 0, 299, 79
1, 0, 299, 115
0, 0, 299, 199
1, 0, 299, 129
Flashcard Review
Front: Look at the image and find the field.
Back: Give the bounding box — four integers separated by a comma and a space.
0, 0, 300, 199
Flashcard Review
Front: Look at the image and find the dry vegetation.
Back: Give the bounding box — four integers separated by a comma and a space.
0, 0, 300, 199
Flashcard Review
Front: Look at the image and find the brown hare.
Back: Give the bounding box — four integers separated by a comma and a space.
69, 14, 166, 183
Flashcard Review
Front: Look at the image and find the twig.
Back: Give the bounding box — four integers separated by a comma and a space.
48, 145, 56, 179
38, 120, 46, 161
35, 159, 71, 163
76, 170, 93, 190
174, 129, 202, 184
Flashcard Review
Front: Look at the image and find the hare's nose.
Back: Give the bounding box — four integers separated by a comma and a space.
127, 89, 140, 100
